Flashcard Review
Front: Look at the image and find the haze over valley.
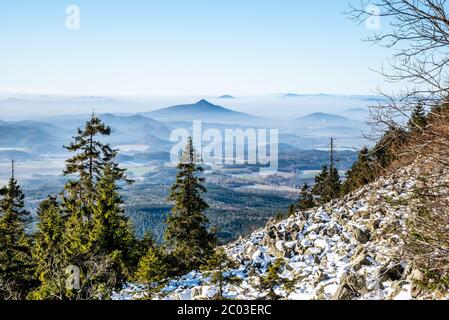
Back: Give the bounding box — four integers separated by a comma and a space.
0, 93, 371, 242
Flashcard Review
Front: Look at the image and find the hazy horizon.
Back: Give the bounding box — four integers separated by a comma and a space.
0, 93, 375, 121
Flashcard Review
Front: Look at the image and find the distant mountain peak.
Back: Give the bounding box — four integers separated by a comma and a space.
217, 95, 235, 99
196, 99, 212, 105
143, 99, 261, 124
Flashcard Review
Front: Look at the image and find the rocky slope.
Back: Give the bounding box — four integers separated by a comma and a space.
114, 165, 448, 300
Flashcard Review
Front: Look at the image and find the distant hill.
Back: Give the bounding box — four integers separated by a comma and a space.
142, 99, 261, 124
0, 120, 66, 153
292, 113, 368, 138
99, 114, 171, 141
296, 113, 355, 127
217, 95, 235, 99
0, 149, 34, 162
281, 93, 302, 98
280, 93, 336, 98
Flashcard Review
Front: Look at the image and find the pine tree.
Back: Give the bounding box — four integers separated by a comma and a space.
287, 204, 296, 216
88, 164, 137, 287
202, 247, 240, 300
134, 243, 168, 299
136, 231, 157, 261
260, 259, 291, 300
60, 114, 136, 299
29, 196, 66, 300
408, 103, 427, 131
342, 147, 375, 195
297, 183, 315, 211
371, 127, 408, 172
312, 139, 342, 204
0, 162, 34, 299
63, 113, 117, 197
321, 166, 341, 203
164, 137, 216, 273
312, 165, 329, 198
312, 165, 341, 204
61, 114, 116, 260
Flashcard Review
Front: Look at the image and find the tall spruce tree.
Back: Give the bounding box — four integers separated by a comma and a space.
88, 164, 137, 286
320, 166, 341, 203
297, 183, 315, 211
164, 137, 216, 273
371, 127, 408, 172
29, 196, 66, 300
408, 103, 427, 131
342, 147, 375, 195
60, 114, 136, 299
63, 113, 116, 196
0, 162, 34, 299
312, 165, 329, 199
61, 114, 116, 260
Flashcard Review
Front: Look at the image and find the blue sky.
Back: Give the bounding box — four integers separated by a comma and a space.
0, 0, 393, 96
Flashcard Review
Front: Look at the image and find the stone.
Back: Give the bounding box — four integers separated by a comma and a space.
324, 225, 339, 237
244, 244, 258, 258
268, 229, 276, 239
284, 232, 293, 241
333, 272, 368, 300
304, 247, 322, 256
345, 273, 368, 294
353, 227, 371, 244
411, 283, 423, 299
410, 269, 424, 282
388, 280, 408, 299
368, 218, 382, 231
283, 248, 294, 259
178, 289, 193, 300
379, 262, 404, 282
350, 248, 373, 271
314, 238, 328, 250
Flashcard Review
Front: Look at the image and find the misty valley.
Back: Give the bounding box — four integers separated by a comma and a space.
0, 97, 364, 243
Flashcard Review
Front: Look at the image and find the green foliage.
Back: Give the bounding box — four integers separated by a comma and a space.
88, 164, 137, 285
312, 165, 341, 204
29, 115, 139, 300
0, 173, 34, 299
64, 114, 115, 194
164, 137, 217, 273
287, 204, 296, 216
340, 127, 409, 198
134, 240, 168, 299
342, 147, 376, 194
28, 197, 66, 300
372, 128, 408, 171
297, 183, 315, 211
260, 259, 292, 300
408, 104, 427, 131
201, 247, 240, 300
61, 114, 117, 261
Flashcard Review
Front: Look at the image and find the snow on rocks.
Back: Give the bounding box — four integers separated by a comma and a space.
113, 165, 448, 300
